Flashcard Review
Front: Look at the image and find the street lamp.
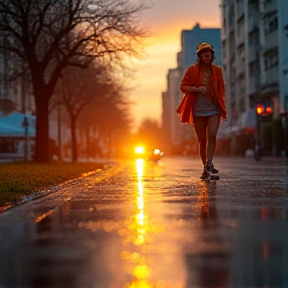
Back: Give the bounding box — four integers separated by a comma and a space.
22, 116, 29, 161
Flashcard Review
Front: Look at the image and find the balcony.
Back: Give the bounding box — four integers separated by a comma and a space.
261, 66, 279, 97
236, 26, 245, 48
264, 30, 278, 52
230, 53, 236, 63
248, 77, 260, 95
248, 46, 259, 63
236, 3, 244, 21
248, 17, 259, 32
265, 66, 279, 86
228, 12, 235, 29
236, 62, 245, 77
263, 0, 277, 17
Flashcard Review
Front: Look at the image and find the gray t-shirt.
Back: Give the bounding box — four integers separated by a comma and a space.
194, 93, 219, 116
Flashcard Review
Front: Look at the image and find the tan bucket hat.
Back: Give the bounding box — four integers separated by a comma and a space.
196, 42, 215, 53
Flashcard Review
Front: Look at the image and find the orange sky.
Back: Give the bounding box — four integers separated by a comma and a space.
130, 0, 221, 132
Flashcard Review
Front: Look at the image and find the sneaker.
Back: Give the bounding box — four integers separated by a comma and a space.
205, 161, 219, 174
200, 168, 210, 179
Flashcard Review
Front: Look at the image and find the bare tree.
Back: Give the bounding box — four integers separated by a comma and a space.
55, 63, 113, 161
0, 0, 149, 162
76, 65, 132, 158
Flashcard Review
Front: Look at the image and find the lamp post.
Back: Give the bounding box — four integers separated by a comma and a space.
254, 105, 262, 161
22, 116, 29, 161
57, 98, 62, 161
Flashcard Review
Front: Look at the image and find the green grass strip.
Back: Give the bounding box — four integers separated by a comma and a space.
0, 161, 106, 207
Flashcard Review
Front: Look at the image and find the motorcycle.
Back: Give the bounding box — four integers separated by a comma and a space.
147, 148, 164, 162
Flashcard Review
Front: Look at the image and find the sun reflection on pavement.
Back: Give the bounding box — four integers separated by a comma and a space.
53, 159, 186, 287
118, 159, 184, 288
125, 159, 151, 286
134, 159, 146, 246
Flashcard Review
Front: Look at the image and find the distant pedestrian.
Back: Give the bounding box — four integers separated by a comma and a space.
177, 42, 227, 179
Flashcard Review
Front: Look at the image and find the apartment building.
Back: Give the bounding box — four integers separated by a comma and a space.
162, 68, 184, 154
221, 0, 288, 156
180, 23, 222, 75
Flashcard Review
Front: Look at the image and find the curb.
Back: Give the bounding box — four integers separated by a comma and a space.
0, 164, 113, 214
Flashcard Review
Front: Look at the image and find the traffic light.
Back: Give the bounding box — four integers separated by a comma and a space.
265, 106, 273, 115
256, 104, 273, 116
256, 104, 265, 115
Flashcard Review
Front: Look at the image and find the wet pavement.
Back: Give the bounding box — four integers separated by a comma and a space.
0, 156, 288, 288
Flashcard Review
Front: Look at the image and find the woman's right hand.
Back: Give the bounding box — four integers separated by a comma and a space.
198, 86, 207, 94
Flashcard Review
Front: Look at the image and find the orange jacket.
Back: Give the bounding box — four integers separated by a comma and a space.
177, 63, 227, 125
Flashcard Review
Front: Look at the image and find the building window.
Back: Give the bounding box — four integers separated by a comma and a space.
264, 17, 278, 35
264, 49, 278, 70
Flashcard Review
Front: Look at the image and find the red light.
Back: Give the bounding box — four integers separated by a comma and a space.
256, 104, 265, 115
265, 106, 273, 114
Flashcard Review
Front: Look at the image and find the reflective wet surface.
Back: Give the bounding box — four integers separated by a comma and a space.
0, 157, 288, 288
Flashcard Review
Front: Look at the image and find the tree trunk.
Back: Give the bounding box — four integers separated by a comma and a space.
86, 125, 90, 160
34, 96, 50, 163
108, 130, 112, 158
57, 102, 62, 161
71, 118, 78, 162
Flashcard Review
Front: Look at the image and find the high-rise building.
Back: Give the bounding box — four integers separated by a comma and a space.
162, 68, 183, 154
180, 23, 222, 74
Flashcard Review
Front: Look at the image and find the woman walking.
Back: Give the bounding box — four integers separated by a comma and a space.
177, 42, 227, 179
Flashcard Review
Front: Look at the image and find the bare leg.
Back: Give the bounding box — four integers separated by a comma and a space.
206, 114, 221, 161
193, 116, 208, 165
199, 142, 206, 165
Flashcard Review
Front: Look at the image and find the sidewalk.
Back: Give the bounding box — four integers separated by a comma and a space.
0, 156, 288, 288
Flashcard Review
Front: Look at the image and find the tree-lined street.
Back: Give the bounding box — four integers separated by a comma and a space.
0, 156, 288, 288
0, 0, 149, 162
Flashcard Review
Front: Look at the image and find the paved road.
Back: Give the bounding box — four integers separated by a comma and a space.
0, 156, 288, 288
